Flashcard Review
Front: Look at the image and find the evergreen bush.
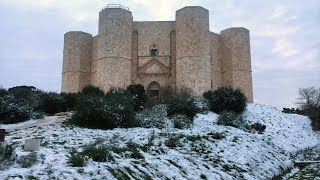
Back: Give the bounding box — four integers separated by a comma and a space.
81, 85, 104, 96
67, 153, 86, 167
38, 92, 66, 115
135, 105, 167, 129
61, 92, 79, 111
167, 88, 199, 120
203, 87, 247, 114
126, 84, 147, 111
70, 88, 137, 129
0, 95, 33, 124
251, 123, 266, 133
217, 111, 242, 127
171, 114, 192, 129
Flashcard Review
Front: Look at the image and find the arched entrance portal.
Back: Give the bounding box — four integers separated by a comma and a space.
147, 81, 160, 98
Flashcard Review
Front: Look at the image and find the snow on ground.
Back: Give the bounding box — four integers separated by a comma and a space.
0, 104, 319, 179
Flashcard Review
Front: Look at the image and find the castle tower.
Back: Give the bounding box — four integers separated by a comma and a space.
62, 31, 92, 93
96, 6, 133, 92
220, 27, 253, 102
175, 6, 211, 94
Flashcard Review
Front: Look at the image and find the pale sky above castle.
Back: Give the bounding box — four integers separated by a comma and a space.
0, 0, 319, 109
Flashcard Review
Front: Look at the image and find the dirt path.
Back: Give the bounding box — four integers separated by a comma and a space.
1, 113, 71, 133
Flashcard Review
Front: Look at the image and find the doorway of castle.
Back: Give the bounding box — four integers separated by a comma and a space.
147, 81, 160, 99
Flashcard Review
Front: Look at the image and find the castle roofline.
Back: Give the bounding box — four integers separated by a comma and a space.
133, 21, 175, 23
64, 31, 92, 36
220, 27, 249, 34
102, 4, 130, 11
176, 6, 208, 12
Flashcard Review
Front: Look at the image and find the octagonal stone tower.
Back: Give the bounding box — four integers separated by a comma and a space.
176, 6, 212, 94
220, 28, 253, 102
95, 7, 133, 92
62, 5, 253, 102
62, 31, 92, 93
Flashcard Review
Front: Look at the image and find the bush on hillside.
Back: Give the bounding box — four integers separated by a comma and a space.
8, 86, 43, 109
217, 111, 241, 127
0, 95, 33, 124
70, 89, 137, 129
126, 84, 147, 111
203, 87, 247, 114
135, 104, 168, 128
160, 87, 175, 104
37, 92, 66, 115
105, 89, 137, 127
166, 88, 200, 120
171, 114, 192, 129
61, 92, 79, 111
81, 85, 104, 96
251, 123, 266, 134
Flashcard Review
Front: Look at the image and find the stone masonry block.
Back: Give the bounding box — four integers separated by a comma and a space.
24, 139, 40, 151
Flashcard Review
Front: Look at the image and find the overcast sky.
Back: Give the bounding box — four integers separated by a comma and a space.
0, 0, 319, 109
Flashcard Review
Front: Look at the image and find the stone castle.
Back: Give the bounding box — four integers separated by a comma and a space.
62, 5, 253, 102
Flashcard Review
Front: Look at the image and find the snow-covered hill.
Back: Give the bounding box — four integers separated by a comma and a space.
1, 104, 319, 179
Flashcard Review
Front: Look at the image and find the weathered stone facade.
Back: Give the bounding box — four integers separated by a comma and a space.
62, 5, 254, 102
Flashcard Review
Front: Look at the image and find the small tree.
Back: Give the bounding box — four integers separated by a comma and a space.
167, 87, 199, 120
203, 87, 247, 114
297, 87, 320, 130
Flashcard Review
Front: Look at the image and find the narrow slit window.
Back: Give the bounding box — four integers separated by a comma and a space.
150, 46, 158, 56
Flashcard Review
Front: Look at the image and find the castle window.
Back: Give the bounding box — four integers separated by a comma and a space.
150, 45, 158, 56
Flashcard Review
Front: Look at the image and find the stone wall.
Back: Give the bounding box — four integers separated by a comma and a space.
131, 21, 175, 90
62, 31, 92, 93
176, 6, 211, 95
210, 32, 223, 90
96, 8, 133, 92
133, 21, 175, 56
221, 27, 253, 102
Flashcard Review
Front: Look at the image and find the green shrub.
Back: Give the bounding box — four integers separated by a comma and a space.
84, 146, 113, 162
69, 95, 114, 129
37, 92, 66, 115
0, 144, 14, 160
81, 85, 104, 96
203, 87, 247, 114
16, 153, 38, 168
0, 95, 33, 124
251, 123, 266, 133
126, 84, 147, 111
164, 134, 181, 148
130, 148, 144, 159
8, 86, 43, 109
217, 111, 243, 127
105, 89, 137, 128
167, 88, 199, 120
160, 87, 175, 104
70, 89, 137, 129
61, 92, 79, 111
135, 105, 167, 129
172, 114, 192, 129
67, 153, 86, 167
